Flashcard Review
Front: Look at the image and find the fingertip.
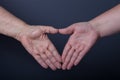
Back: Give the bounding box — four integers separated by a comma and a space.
58, 28, 67, 34
74, 61, 79, 66
74, 63, 77, 66
53, 28, 59, 33
57, 62, 62, 69
45, 26, 58, 34
44, 65, 49, 69
58, 28, 64, 33
51, 66, 57, 71
67, 63, 73, 70
52, 67, 57, 71
62, 62, 68, 70
59, 26, 74, 34
67, 66, 71, 70
62, 66, 66, 70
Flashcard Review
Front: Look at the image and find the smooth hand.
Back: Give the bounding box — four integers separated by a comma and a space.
59, 22, 100, 70
16, 25, 61, 70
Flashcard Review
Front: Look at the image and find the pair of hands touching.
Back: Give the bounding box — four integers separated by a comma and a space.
1, 4, 120, 71
0, 4, 120, 71
16, 22, 99, 70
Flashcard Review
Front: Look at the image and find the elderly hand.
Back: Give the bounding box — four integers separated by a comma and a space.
59, 22, 100, 70
16, 25, 61, 70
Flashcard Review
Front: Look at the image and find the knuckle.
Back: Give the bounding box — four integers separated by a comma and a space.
70, 60, 74, 64
75, 45, 80, 49
47, 54, 52, 58
72, 55, 77, 59
51, 57, 56, 63
47, 28, 50, 33
45, 59, 50, 65
66, 58, 69, 62
41, 54, 47, 60
39, 48, 44, 53
67, 55, 71, 59
53, 50, 58, 56
34, 55, 39, 60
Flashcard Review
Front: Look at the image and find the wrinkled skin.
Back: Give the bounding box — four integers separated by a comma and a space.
59, 22, 100, 70
16, 22, 99, 70
17, 26, 61, 70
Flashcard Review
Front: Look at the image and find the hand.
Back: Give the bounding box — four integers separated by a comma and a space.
16, 25, 61, 70
59, 22, 100, 70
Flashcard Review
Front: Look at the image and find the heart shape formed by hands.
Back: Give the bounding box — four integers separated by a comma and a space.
18, 22, 99, 70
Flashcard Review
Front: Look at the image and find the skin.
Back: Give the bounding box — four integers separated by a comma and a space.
18, 26, 62, 70
59, 22, 99, 70
59, 4, 120, 70
1, 4, 120, 70
0, 6, 61, 70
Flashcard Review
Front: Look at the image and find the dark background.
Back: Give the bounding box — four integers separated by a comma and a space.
0, 0, 120, 80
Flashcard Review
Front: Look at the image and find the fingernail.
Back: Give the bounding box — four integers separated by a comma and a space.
67, 65, 72, 70
58, 66, 61, 69
44, 66, 48, 69
74, 63, 77, 66
62, 66, 66, 70
57, 63, 61, 69
67, 67, 71, 70
53, 68, 57, 71
62, 68, 66, 70
43, 65, 48, 69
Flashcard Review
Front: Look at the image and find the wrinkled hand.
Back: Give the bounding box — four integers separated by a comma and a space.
59, 22, 100, 70
17, 25, 61, 70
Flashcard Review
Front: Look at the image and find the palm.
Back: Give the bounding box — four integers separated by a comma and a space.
18, 26, 61, 70
59, 22, 99, 70
70, 24, 98, 51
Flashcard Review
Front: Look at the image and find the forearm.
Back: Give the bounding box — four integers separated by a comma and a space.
89, 4, 120, 37
0, 6, 29, 40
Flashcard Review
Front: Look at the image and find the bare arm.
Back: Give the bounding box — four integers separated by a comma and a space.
0, 6, 61, 70
59, 4, 120, 70
90, 4, 120, 37
0, 6, 28, 40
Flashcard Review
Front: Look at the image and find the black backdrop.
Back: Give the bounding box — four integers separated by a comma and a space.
0, 0, 120, 80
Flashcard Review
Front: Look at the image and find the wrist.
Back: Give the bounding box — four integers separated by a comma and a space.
14, 24, 30, 41
88, 20, 103, 38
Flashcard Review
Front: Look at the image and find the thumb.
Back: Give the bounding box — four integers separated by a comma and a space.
43, 26, 58, 34
59, 26, 74, 35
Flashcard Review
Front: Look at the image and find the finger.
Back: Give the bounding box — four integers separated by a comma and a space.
23, 39, 48, 69
67, 45, 83, 70
32, 46, 48, 69
34, 55, 48, 69
48, 43, 61, 62
62, 43, 71, 62
46, 59, 57, 70
40, 52, 56, 70
45, 50, 61, 69
42, 26, 58, 34
62, 48, 74, 70
74, 45, 90, 66
59, 26, 74, 34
